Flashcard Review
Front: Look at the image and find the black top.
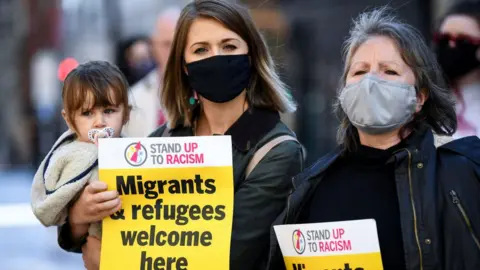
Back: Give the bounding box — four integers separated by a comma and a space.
298, 142, 406, 270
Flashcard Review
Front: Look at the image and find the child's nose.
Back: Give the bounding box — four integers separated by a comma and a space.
94, 114, 107, 128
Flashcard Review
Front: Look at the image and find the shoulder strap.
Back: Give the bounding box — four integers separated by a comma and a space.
161, 126, 171, 137
245, 135, 299, 179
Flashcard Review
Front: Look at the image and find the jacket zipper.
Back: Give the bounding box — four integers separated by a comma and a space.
406, 149, 424, 270
450, 190, 480, 251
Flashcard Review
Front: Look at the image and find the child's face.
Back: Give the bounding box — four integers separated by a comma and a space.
63, 104, 126, 143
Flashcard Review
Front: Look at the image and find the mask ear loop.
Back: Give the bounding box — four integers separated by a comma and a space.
184, 59, 199, 107
243, 77, 254, 111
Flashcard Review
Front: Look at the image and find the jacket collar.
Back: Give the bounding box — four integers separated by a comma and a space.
292, 146, 343, 188
225, 107, 280, 152
389, 125, 434, 164
295, 125, 435, 187
170, 106, 280, 152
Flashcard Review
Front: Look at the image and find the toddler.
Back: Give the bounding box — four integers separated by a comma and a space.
31, 60, 131, 239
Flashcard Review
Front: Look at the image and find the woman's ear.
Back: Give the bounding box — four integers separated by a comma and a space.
416, 88, 429, 112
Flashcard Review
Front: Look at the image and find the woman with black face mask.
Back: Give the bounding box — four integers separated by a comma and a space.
155, 1, 305, 268
115, 35, 156, 86
58, 1, 305, 270
435, 1, 480, 138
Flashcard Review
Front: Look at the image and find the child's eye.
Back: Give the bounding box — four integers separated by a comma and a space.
104, 108, 116, 114
81, 111, 92, 116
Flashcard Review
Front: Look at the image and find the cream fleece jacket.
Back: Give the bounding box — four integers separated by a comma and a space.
31, 130, 102, 239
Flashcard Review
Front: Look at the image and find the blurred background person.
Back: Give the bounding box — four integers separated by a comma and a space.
123, 7, 181, 137
435, 1, 480, 138
115, 35, 155, 86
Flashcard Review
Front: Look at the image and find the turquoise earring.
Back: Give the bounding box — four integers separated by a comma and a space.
189, 91, 198, 105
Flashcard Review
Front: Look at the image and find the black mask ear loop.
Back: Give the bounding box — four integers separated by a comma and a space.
243, 60, 252, 111
183, 59, 199, 107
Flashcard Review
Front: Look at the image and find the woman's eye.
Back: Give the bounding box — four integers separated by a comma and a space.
224, 44, 237, 51
385, 70, 399, 75
353, 70, 367, 76
194, 47, 207, 54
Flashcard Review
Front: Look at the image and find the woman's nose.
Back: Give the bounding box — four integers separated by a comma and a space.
211, 46, 222, 56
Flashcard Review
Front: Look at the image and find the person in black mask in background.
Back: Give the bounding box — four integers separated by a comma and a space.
435, 1, 480, 138
115, 35, 156, 86
63, 1, 304, 270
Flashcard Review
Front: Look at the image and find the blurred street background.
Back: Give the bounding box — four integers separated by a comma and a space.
0, 0, 465, 269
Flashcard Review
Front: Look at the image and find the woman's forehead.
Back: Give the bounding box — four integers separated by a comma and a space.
441, 15, 480, 38
351, 36, 405, 65
186, 17, 244, 47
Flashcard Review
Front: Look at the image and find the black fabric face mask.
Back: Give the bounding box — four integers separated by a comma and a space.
186, 54, 251, 103
436, 37, 480, 81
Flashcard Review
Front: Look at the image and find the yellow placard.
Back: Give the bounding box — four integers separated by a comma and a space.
98, 137, 234, 270
284, 253, 383, 270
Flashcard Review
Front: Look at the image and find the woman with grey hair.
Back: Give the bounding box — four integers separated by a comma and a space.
267, 8, 480, 270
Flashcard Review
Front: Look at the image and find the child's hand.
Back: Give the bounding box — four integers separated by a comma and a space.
69, 182, 121, 225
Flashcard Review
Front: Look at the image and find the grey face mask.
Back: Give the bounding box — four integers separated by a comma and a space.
339, 74, 418, 134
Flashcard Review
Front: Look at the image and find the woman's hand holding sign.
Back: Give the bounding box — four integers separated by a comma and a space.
68, 181, 122, 270
70, 181, 122, 225
68, 181, 122, 243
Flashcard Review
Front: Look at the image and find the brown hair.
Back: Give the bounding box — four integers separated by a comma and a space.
336, 7, 457, 150
62, 60, 131, 131
161, 0, 296, 128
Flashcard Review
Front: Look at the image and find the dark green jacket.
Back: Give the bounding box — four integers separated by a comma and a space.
149, 107, 304, 270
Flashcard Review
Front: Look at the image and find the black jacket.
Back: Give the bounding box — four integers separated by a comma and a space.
267, 128, 480, 270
